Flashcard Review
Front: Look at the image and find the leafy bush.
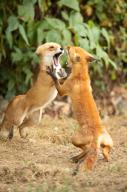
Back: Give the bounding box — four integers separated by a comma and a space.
0, 0, 126, 98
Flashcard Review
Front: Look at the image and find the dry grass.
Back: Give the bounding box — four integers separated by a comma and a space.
0, 115, 127, 192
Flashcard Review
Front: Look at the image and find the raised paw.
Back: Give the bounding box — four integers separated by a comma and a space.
46, 66, 57, 81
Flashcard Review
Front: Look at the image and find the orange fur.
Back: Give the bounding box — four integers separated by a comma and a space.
48, 46, 113, 172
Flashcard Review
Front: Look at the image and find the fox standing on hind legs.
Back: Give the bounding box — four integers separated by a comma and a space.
47, 46, 113, 171
0, 42, 67, 140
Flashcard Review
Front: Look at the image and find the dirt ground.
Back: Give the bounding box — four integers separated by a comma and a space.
0, 114, 127, 192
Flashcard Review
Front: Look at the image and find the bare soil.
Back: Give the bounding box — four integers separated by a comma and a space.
0, 115, 127, 192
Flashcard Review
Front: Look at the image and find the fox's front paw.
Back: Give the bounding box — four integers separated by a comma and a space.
19, 128, 29, 139
0, 128, 11, 141
46, 66, 57, 81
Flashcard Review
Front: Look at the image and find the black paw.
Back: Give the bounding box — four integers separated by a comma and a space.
46, 66, 57, 81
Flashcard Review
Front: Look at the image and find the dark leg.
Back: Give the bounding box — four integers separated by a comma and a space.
0, 119, 14, 140
71, 149, 89, 163
8, 127, 14, 140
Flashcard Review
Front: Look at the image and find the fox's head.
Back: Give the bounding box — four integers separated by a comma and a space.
66, 46, 95, 67
36, 42, 67, 79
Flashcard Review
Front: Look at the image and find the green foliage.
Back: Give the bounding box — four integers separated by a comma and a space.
80, 0, 127, 89
0, 0, 126, 98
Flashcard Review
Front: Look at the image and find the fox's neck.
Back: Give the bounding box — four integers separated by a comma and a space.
39, 57, 52, 71
72, 63, 89, 80
35, 60, 53, 84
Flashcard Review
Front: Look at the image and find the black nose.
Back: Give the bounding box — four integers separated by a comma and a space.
60, 47, 64, 51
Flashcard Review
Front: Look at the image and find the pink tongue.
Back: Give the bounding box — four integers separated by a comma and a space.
54, 57, 58, 66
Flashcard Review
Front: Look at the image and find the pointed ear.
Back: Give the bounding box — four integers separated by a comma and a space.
35, 46, 42, 55
87, 55, 96, 63
66, 46, 71, 53
66, 46, 71, 50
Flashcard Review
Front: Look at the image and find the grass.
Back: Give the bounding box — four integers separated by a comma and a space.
0, 115, 127, 192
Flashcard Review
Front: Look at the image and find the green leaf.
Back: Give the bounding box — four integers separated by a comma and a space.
38, 20, 53, 30
79, 38, 90, 51
37, 27, 45, 44
73, 24, 87, 37
84, 24, 96, 50
91, 26, 100, 43
101, 28, 110, 49
7, 79, 15, 91
18, 2, 34, 21
62, 29, 72, 45
96, 44, 112, 68
59, 0, 80, 11
11, 47, 23, 63
109, 59, 117, 69
23, 67, 33, 84
111, 71, 117, 80
45, 18, 66, 30
46, 30, 62, 43
69, 11, 83, 27
74, 34, 79, 45
5, 30, 13, 48
26, 21, 36, 43
38, 0, 49, 13
88, 31, 96, 50
61, 11, 69, 21
23, 0, 37, 4
7, 16, 19, 32
19, 25, 29, 45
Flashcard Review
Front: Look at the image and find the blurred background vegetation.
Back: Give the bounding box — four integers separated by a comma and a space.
0, 0, 127, 99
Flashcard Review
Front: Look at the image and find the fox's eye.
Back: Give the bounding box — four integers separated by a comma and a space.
49, 46, 55, 50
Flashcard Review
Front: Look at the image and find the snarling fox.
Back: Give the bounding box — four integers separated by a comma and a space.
0, 43, 67, 140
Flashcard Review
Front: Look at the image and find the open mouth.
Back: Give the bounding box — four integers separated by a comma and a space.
53, 52, 63, 67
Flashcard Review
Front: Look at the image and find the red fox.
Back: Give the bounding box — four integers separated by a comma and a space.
47, 46, 113, 172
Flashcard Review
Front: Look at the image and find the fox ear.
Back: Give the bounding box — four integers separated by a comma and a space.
35, 46, 42, 55
87, 55, 95, 62
66, 46, 71, 51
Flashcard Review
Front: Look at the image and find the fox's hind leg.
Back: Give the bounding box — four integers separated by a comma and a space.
73, 143, 98, 174
71, 132, 93, 161
0, 119, 14, 140
71, 149, 89, 163
19, 110, 42, 138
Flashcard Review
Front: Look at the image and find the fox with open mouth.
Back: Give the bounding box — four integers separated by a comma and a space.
0, 42, 67, 140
